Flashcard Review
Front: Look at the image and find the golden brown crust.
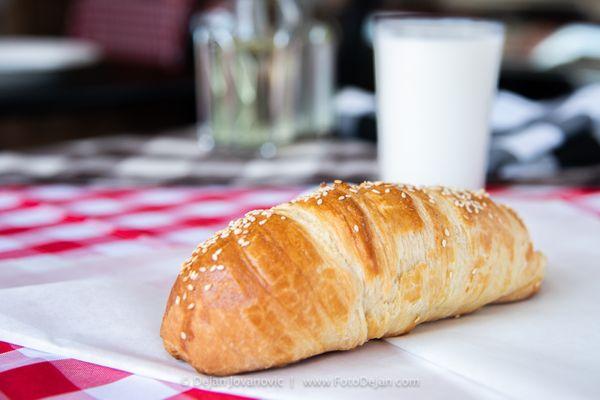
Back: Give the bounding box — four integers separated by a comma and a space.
160, 181, 546, 376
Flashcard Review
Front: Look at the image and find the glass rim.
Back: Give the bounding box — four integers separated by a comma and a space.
372, 13, 504, 34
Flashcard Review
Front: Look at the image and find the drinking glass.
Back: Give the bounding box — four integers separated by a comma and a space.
373, 16, 504, 189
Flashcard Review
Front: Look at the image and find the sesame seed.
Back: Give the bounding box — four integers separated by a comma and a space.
259, 220, 266, 225
334, 179, 342, 184
372, 189, 381, 194
204, 284, 212, 291
444, 228, 450, 236
234, 228, 242, 235
401, 192, 407, 198
175, 295, 180, 305
180, 332, 187, 340
216, 265, 225, 271
414, 316, 421, 324
338, 196, 345, 201
317, 199, 323, 205
182, 292, 187, 300
209, 266, 216, 272
187, 303, 195, 310
199, 267, 206, 272
472, 268, 478, 275
187, 284, 194, 291
281, 216, 286, 220
385, 188, 391, 193
353, 224, 359, 233
442, 239, 447, 248
221, 231, 229, 238
240, 241, 250, 247
454, 314, 461, 319
243, 230, 249, 234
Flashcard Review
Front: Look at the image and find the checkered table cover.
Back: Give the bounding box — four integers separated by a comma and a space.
0, 184, 599, 399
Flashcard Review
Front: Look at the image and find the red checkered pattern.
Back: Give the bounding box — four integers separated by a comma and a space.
0, 185, 598, 399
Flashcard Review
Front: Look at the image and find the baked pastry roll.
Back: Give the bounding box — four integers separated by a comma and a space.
161, 181, 545, 376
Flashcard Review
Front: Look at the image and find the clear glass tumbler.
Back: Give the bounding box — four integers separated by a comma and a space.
193, 0, 303, 157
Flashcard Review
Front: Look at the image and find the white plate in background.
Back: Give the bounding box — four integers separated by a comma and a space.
0, 37, 101, 74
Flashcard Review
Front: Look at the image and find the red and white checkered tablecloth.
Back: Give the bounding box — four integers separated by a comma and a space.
0, 185, 599, 399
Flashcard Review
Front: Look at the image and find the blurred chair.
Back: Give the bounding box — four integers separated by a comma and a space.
67, 0, 196, 70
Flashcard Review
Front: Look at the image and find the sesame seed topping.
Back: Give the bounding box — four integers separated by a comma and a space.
187, 284, 194, 291
187, 303, 195, 310
180, 332, 187, 340
204, 284, 212, 291
220, 231, 229, 238
216, 265, 225, 271
401, 192, 407, 198
317, 199, 323, 205
444, 228, 450, 237
472, 268, 478, 275
353, 224, 359, 232
199, 267, 206, 272
338, 196, 345, 201
281, 216, 286, 220
442, 239, 447, 248
414, 316, 421, 324
209, 266, 216, 272
334, 179, 342, 184
454, 314, 461, 319
175, 295, 180, 305
259, 220, 266, 225
234, 228, 242, 235
372, 189, 381, 194
385, 188, 391, 193
182, 292, 187, 300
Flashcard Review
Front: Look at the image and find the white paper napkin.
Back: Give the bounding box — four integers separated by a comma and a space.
0, 198, 598, 399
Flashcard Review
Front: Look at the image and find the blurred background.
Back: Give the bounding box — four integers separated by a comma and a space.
0, 0, 599, 186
